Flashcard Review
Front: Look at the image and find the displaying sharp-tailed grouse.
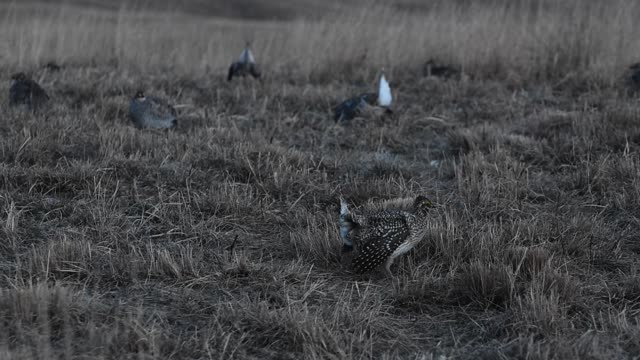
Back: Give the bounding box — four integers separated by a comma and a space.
227, 43, 261, 81
339, 195, 433, 276
334, 69, 392, 123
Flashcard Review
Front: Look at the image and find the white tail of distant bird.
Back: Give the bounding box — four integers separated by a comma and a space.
228, 42, 261, 81
238, 45, 255, 64
378, 70, 392, 107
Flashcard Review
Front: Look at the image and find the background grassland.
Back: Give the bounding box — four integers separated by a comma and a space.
4, 0, 640, 82
1, 0, 640, 359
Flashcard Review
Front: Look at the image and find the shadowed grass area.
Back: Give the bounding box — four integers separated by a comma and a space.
1, 0, 640, 359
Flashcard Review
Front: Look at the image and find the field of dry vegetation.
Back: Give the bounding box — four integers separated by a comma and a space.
1, 0, 640, 358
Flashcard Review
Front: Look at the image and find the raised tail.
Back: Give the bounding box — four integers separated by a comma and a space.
378, 71, 392, 107
339, 197, 357, 252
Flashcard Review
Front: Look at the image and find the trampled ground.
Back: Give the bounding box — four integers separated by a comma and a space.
1, 1, 640, 359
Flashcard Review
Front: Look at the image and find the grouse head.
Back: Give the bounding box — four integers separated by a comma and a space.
134, 90, 146, 101
11, 72, 28, 82
413, 195, 433, 216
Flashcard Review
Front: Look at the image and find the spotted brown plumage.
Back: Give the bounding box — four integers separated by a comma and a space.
9, 72, 49, 111
340, 196, 433, 276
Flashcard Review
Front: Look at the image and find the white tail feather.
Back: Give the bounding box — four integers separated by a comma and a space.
238, 47, 255, 64
378, 73, 392, 107
340, 197, 349, 216
339, 197, 351, 244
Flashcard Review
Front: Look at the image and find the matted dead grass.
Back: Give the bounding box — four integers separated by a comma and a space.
0, 1, 640, 359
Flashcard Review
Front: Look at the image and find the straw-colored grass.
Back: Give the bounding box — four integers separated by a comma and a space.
1, 1, 640, 359
2, 0, 640, 81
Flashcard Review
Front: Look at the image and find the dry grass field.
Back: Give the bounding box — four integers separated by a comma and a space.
1, 0, 640, 358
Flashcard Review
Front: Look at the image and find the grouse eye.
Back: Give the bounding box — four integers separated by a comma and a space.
414, 196, 433, 210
